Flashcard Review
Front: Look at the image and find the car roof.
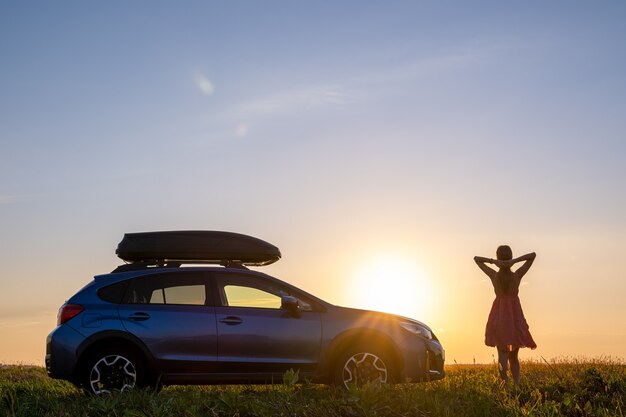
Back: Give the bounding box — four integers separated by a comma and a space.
92, 266, 332, 308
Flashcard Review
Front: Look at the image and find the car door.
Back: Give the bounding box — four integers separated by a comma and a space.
212, 272, 322, 379
118, 271, 218, 373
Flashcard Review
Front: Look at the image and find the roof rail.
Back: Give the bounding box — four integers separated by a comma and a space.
111, 259, 249, 274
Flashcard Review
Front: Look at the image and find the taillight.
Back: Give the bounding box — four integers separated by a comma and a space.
57, 303, 84, 325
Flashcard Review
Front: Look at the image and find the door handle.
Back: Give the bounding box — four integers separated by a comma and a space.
128, 312, 151, 321
219, 316, 243, 325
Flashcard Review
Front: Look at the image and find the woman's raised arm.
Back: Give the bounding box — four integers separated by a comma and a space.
512, 252, 536, 279
474, 256, 497, 279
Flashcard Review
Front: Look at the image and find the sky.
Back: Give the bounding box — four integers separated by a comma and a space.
1, 1, 625, 365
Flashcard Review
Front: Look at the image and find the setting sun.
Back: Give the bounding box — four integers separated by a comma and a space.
349, 256, 432, 320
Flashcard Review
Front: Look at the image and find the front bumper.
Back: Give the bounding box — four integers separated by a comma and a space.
399, 337, 445, 382
425, 339, 445, 380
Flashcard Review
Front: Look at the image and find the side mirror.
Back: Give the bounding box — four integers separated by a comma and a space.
281, 295, 300, 317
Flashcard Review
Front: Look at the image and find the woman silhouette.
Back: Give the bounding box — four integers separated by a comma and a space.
474, 246, 537, 387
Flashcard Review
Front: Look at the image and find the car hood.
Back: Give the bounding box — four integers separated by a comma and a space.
332, 305, 433, 332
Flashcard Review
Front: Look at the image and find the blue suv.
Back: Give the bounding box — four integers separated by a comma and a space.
46, 231, 444, 394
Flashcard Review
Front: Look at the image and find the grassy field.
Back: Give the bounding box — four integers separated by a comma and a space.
1, 358, 623, 417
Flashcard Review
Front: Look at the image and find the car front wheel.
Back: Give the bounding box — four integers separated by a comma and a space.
335, 346, 394, 389
83, 348, 143, 395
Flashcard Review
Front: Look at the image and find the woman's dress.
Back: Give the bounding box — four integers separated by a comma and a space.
485, 270, 537, 350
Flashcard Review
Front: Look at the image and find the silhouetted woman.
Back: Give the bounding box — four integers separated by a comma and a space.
474, 246, 537, 387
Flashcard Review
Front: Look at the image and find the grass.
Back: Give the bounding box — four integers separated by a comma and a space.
1, 358, 624, 416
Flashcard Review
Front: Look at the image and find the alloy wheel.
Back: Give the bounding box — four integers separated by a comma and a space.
341, 352, 388, 388
89, 354, 137, 395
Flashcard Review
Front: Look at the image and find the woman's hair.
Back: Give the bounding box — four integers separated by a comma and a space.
496, 245, 513, 260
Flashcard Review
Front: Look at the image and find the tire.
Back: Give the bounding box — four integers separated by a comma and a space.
82, 347, 144, 395
334, 345, 395, 389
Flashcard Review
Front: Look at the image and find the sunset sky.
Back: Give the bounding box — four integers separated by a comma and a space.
1, 2, 625, 365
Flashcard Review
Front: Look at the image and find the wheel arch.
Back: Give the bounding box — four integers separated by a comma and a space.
74, 330, 157, 382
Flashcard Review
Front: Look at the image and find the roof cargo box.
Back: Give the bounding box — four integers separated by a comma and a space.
116, 231, 281, 266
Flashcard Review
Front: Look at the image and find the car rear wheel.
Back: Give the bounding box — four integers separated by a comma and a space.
82, 347, 143, 395
335, 346, 394, 389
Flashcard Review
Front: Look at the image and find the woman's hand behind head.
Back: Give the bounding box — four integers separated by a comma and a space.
494, 259, 515, 269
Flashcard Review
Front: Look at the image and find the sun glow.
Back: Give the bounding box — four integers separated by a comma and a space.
350, 256, 432, 320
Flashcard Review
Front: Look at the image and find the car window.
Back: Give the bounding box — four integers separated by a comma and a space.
124, 273, 209, 306
215, 273, 313, 311
224, 285, 281, 309
98, 280, 130, 303
149, 285, 205, 305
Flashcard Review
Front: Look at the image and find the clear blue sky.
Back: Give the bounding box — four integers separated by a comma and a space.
1, 1, 625, 364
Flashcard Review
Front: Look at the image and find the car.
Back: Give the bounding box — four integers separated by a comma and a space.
46, 231, 445, 394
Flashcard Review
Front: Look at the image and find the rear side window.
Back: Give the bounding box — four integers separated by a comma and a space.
149, 285, 205, 305
123, 272, 210, 306
97, 281, 130, 303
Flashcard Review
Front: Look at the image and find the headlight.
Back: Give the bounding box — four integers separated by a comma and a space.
399, 321, 432, 339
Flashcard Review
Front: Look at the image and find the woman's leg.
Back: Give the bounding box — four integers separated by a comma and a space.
508, 348, 520, 387
497, 347, 509, 383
